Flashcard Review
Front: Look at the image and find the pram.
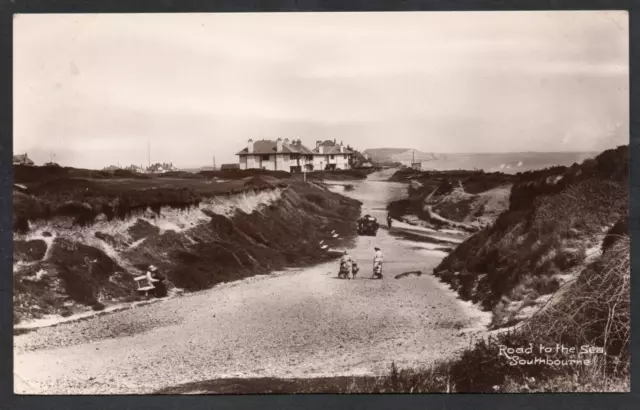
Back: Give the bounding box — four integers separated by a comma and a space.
338, 260, 351, 279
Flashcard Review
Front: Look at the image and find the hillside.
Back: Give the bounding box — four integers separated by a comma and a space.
388, 169, 519, 232
362, 148, 412, 162
13, 166, 361, 323
431, 145, 628, 328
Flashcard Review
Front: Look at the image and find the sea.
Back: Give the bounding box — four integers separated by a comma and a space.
399, 152, 598, 174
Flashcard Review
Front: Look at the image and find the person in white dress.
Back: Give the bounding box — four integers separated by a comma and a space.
373, 247, 384, 279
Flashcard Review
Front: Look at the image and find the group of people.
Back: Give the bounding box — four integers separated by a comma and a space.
339, 246, 384, 280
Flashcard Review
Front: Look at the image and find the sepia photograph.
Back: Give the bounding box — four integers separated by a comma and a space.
12, 11, 629, 394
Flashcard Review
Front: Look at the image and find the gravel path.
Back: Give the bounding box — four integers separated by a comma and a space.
14, 173, 489, 394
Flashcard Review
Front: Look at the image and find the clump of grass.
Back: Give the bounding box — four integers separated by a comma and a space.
523, 236, 630, 372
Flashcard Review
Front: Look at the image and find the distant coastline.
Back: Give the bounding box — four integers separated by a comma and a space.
363, 149, 600, 174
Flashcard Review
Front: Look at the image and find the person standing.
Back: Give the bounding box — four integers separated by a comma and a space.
351, 260, 360, 278
372, 247, 384, 279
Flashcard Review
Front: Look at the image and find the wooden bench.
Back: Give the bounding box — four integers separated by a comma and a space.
134, 275, 156, 296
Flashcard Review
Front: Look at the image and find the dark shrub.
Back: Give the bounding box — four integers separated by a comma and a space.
602, 217, 629, 253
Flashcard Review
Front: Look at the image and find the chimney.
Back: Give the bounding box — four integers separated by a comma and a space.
276, 137, 283, 152
247, 138, 254, 154
284, 138, 289, 145
316, 140, 322, 150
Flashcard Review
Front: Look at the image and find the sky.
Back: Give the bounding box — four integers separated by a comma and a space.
14, 11, 628, 169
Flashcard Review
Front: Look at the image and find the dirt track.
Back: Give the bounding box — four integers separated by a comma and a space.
14, 171, 489, 394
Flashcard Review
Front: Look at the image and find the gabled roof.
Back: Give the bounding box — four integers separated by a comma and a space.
236, 139, 315, 156
311, 141, 355, 155
293, 143, 315, 155
320, 145, 354, 155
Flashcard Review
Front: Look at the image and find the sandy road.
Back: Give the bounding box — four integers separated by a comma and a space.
14, 171, 488, 394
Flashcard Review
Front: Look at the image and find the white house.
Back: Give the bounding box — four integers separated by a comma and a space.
236, 138, 316, 172
236, 138, 355, 172
311, 140, 354, 171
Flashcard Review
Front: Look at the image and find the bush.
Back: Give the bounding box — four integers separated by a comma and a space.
60, 308, 74, 317
305, 193, 326, 206
527, 237, 630, 362
50, 239, 132, 306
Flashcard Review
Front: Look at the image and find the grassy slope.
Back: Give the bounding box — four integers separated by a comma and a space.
13, 167, 361, 322
433, 146, 628, 328
13, 165, 285, 232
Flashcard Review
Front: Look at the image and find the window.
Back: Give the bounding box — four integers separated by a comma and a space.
330, 155, 335, 160
261, 155, 270, 161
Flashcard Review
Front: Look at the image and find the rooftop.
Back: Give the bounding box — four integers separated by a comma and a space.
237, 139, 316, 155
312, 140, 355, 155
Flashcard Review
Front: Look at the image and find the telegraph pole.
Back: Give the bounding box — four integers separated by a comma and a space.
147, 140, 151, 168
213, 155, 216, 171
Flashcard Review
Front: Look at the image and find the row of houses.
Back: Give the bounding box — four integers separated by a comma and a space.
13, 140, 374, 174
103, 162, 179, 174
236, 138, 367, 172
